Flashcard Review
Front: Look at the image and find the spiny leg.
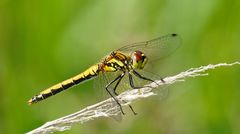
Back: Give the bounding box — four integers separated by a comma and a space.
131, 70, 169, 98
129, 71, 159, 95
112, 73, 125, 96
132, 70, 161, 86
129, 72, 157, 114
105, 74, 125, 115
111, 73, 137, 115
128, 72, 143, 89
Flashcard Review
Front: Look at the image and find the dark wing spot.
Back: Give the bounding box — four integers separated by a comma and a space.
172, 33, 177, 37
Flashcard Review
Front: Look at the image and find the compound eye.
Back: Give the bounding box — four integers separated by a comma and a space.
133, 51, 143, 62
131, 51, 147, 69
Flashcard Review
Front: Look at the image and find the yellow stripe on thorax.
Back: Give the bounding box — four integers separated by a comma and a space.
103, 58, 124, 72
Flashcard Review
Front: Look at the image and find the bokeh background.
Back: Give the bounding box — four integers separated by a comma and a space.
0, 0, 240, 134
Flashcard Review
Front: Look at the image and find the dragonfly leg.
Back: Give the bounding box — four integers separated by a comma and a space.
133, 70, 170, 100
106, 72, 137, 115
112, 73, 125, 96
160, 78, 165, 83
127, 104, 137, 115
128, 73, 142, 89
129, 70, 160, 94
112, 73, 137, 115
105, 73, 124, 96
105, 74, 125, 115
132, 70, 159, 86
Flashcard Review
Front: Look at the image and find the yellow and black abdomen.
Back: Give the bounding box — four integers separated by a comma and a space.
28, 64, 100, 104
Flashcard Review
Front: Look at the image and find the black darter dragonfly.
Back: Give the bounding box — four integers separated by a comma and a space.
28, 33, 181, 115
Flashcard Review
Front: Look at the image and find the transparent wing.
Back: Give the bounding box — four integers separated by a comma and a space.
117, 33, 182, 62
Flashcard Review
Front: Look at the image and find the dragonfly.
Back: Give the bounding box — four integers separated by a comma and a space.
28, 33, 181, 115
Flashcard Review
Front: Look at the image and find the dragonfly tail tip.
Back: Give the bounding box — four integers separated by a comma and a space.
28, 99, 33, 105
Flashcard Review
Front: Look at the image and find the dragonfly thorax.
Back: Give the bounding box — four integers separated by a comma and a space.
131, 50, 148, 69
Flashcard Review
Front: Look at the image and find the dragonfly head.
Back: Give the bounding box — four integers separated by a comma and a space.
131, 50, 148, 69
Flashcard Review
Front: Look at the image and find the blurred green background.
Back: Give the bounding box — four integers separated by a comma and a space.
0, 0, 240, 133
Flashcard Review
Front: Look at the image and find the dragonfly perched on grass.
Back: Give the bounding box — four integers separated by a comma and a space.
28, 33, 181, 115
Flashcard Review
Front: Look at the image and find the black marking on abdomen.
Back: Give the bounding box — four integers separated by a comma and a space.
73, 73, 96, 84
51, 88, 63, 95
62, 82, 75, 89
42, 93, 52, 99
29, 66, 99, 104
